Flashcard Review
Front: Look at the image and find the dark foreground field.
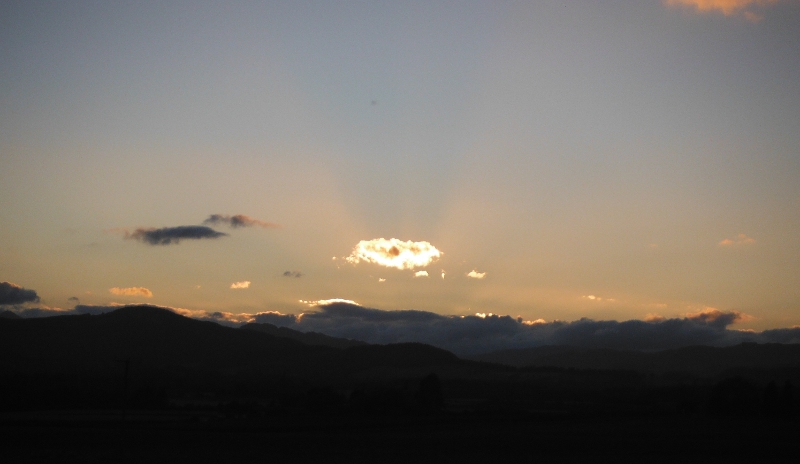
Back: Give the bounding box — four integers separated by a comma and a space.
4, 411, 800, 463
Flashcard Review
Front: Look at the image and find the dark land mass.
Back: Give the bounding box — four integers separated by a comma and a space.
0, 309, 21, 319
240, 321, 367, 349
472, 343, 800, 377
3, 305, 800, 461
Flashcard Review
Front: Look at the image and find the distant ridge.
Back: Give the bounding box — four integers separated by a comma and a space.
471, 343, 800, 376
241, 322, 367, 349
0, 310, 21, 319
0, 305, 465, 379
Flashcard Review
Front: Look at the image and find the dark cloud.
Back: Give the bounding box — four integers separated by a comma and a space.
203, 214, 280, 229
283, 271, 303, 278
7, 304, 123, 318
0, 282, 40, 305
68, 296, 80, 303
253, 302, 784, 356
126, 226, 227, 245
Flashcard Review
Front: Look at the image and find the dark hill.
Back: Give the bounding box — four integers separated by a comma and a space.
241, 322, 366, 349
471, 343, 800, 376
0, 305, 467, 378
0, 310, 21, 319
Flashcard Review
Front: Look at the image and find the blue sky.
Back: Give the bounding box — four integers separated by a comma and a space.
2, 0, 799, 331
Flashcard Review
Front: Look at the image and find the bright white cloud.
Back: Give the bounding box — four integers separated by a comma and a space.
299, 298, 360, 307
414, 271, 429, 277
230, 281, 251, 289
109, 287, 153, 297
345, 238, 441, 270
466, 270, 486, 279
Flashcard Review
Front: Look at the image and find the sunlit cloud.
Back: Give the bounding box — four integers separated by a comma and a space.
644, 313, 666, 322
521, 318, 548, 325
441, 270, 446, 279
230, 281, 251, 289
664, 0, 783, 21
414, 271, 429, 277
109, 287, 153, 297
583, 294, 616, 302
378, 278, 386, 283
121, 226, 227, 245
299, 298, 360, 307
345, 238, 442, 270
718, 233, 756, 246
466, 270, 486, 279
685, 307, 751, 326
203, 214, 280, 229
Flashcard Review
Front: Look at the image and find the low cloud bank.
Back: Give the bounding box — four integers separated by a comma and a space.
248, 303, 800, 356
6, 302, 800, 356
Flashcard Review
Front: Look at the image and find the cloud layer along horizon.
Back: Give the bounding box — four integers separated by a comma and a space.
8, 302, 799, 356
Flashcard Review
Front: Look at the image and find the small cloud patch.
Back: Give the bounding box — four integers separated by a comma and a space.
466, 270, 486, 279
719, 233, 756, 247
230, 281, 251, 289
664, 0, 782, 21
109, 287, 153, 297
414, 271, 429, 277
283, 271, 303, 278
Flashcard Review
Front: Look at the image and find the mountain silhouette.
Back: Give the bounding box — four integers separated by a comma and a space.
0, 310, 21, 319
241, 322, 366, 349
472, 343, 800, 376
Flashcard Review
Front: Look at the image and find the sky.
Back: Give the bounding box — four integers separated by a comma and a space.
2, 0, 800, 338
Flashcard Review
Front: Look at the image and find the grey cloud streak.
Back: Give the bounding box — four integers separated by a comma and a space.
203, 214, 280, 229
126, 226, 227, 245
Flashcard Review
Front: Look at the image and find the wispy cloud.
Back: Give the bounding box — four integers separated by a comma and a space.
123, 226, 227, 245
230, 281, 251, 289
415, 271, 429, 277
283, 271, 303, 278
109, 287, 153, 297
345, 238, 442, 270
718, 233, 756, 247
664, 0, 783, 21
466, 270, 486, 279
203, 214, 280, 229
0, 281, 40, 305
299, 298, 360, 307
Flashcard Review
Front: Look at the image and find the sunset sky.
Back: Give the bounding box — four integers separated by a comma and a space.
2, 0, 799, 333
